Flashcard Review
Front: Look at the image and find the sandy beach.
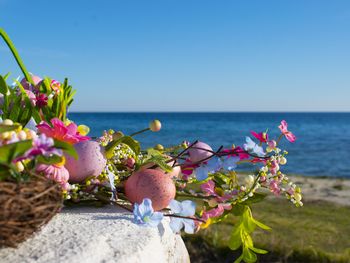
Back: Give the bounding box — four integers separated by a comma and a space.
284, 176, 350, 206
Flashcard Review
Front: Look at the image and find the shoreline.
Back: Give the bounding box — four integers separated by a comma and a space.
279, 175, 350, 206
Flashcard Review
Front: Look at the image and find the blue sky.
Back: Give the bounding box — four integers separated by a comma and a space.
0, 0, 349, 112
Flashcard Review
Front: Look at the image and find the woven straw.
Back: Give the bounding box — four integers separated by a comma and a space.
0, 175, 63, 248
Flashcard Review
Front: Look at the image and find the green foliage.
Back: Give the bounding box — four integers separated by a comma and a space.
105, 135, 141, 159
0, 140, 33, 181
53, 139, 78, 159
141, 148, 173, 172
229, 206, 270, 263
38, 77, 76, 122
183, 198, 350, 263
0, 140, 33, 163
0, 76, 34, 126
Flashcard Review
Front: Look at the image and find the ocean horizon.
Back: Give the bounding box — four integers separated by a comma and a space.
69, 112, 350, 178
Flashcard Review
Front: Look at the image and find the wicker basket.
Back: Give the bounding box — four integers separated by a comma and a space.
0, 175, 63, 248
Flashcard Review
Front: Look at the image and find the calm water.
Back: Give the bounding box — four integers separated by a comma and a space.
70, 112, 350, 178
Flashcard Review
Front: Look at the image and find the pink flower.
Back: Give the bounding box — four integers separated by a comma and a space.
37, 118, 90, 144
201, 204, 232, 221
222, 146, 249, 160
269, 160, 279, 175
269, 180, 281, 195
200, 180, 233, 202
36, 162, 70, 190
35, 93, 48, 108
50, 79, 61, 93
251, 131, 268, 143
278, 120, 296, 143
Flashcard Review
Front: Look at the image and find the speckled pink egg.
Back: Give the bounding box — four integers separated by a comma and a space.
65, 141, 107, 183
188, 141, 213, 163
125, 169, 176, 211
20, 75, 42, 90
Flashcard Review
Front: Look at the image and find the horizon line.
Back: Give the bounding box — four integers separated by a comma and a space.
69, 111, 350, 114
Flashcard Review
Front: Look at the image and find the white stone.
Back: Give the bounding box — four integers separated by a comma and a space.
0, 206, 190, 263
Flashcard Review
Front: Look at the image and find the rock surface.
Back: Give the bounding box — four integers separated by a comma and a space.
0, 206, 190, 263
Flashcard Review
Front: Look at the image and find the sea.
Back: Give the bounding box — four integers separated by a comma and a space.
70, 112, 350, 178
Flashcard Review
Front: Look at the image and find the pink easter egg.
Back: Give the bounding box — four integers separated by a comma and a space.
65, 141, 106, 183
125, 169, 176, 211
188, 141, 213, 163
20, 75, 42, 90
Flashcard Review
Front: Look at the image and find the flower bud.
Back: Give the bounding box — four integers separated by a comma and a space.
149, 120, 161, 132
268, 140, 277, 148
17, 130, 27, 140
126, 157, 135, 168
294, 193, 302, 202
279, 156, 287, 165
154, 144, 164, 151
2, 119, 14, 125
15, 162, 24, 172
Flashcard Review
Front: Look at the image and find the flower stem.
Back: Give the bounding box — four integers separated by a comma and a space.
164, 214, 206, 223
0, 28, 33, 84
130, 128, 150, 137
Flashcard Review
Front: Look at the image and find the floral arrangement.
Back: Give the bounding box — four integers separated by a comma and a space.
0, 28, 302, 262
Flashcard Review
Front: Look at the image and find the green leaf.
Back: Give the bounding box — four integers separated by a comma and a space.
120, 136, 140, 155
0, 140, 33, 163
250, 247, 268, 254
240, 192, 267, 205
105, 135, 140, 159
37, 154, 63, 165
54, 139, 78, 159
243, 212, 256, 233
0, 75, 8, 95
229, 227, 242, 250
251, 217, 271, 231
242, 248, 257, 263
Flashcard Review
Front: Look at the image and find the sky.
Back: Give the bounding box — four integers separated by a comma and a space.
0, 0, 349, 112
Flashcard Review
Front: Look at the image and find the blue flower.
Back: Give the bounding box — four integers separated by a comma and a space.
243, 137, 265, 157
133, 198, 164, 227
169, 200, 196, 234
221, 156, 239, 171
194, 157, 222, 181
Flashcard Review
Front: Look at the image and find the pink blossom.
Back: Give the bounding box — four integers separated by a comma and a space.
269, 160, 279, 175
268, 140, 277, 148
201, 204, 232, 221
251, 131, 268, 143
222, 146, 249, 160
278, 120, 296, 143
200, 180, 233, 202
35, 93, 48, 108
37, 118, 90, 144
25, 134, 62, 158
50, 79, 61, 93
269, 180, 280, 195
36, 163, 70, 190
